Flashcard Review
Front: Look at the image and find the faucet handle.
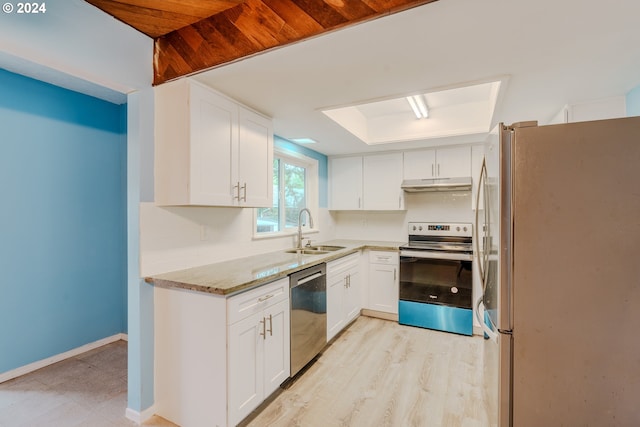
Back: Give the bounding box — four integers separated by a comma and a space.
305, 239, 312, 247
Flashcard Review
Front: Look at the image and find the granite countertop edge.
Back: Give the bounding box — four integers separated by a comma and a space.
145, 240, 403, 297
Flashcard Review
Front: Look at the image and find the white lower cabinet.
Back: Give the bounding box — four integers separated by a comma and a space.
327, 253, 361, 341
154, 277, 289, 427
367, 251, 399, 314
227, 280, 290, 426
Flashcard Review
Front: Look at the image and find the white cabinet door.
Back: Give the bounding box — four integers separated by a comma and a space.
403, 149, 436, 179
403, 147, 471, 180
363, 153, 404, 210
327, 254, 362, 340
344, 267, 361, 323
369, 264, 398, 314
228, 311, 264, 427
237, 107, 274, 208
329, 156, 362, 210
190, 83, 238, 206
435, 146, 471, 178
263, 298, 290, 396
326, 272, 346, 341
228, 278, 289, 426
367, 251, 399, 314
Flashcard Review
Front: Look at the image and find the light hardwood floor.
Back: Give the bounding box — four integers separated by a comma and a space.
244, 316, 490, 427
1, 317, 489, 427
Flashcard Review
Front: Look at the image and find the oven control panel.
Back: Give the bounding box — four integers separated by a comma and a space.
408, 222, 472, 237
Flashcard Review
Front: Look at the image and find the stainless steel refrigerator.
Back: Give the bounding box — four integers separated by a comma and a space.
475, 117, 640, 427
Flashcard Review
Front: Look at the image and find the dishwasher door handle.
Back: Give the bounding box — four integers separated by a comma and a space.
295, 272, 324, 286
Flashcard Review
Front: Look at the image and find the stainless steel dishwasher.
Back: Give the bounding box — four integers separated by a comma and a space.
289, 263, 327, 377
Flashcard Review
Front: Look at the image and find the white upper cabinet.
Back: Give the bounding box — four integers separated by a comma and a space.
363, 153, 404, 210
548, 96, 626, 124
155, 79, 273, 207
403, 149, 436, 179
329, 156, 363, 210
403, 146, 471, 180
329, 153, 404, 211
237, 107, 274, 207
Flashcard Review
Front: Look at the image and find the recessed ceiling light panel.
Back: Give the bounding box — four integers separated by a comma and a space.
290, 137, 318, 144
321, 80, 504, 145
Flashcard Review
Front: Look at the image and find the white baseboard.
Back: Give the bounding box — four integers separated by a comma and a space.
0, 333, 127, 383
126, 405, 156, 425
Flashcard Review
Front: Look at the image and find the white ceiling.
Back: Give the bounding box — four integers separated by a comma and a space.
194, 0, 640, 156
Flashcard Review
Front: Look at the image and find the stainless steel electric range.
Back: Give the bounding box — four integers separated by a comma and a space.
398, 222, 473, 336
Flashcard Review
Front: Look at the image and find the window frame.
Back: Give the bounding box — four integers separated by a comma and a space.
253, 148, 319, 239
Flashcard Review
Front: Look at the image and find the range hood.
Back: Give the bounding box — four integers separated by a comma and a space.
401, 177, 473, 192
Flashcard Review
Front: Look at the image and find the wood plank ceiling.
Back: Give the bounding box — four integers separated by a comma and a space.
85, 0, 439, 85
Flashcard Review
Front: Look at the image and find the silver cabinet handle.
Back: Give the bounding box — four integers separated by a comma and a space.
233, 182, 240, 200
259, 317, 266, 339
358, 197, 361, 209
267, 314, 273, 336
258, 294, 274, 302
431, 163, 434, 176
394, 268, 397, 281
242, 182, 247, 202
438, 163, 440, 176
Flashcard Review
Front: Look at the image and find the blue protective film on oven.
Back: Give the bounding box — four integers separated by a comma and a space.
398, 300, 473, 336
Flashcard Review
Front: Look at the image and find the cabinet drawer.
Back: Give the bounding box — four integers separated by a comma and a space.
369, 251, 399, 265
327, 252, 360, 276
227, 277, 289, 325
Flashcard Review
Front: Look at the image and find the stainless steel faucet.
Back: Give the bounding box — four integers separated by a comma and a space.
297, 208, 314, 248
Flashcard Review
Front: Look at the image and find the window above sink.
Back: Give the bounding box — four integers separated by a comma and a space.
254, 147, 319, 239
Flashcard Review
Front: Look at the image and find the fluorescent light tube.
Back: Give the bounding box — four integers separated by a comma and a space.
415, 95, 429, 118
407, 95, 428, 119
407, 96, 422, 119
290, 137, 317, 144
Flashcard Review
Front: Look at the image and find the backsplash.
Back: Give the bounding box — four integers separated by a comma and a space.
140, 203, 336, 276
331, 190, 474, 242
141, 191, 473, 276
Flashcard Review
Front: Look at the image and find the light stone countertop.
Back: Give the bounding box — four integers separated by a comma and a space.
145, 239, 404, 296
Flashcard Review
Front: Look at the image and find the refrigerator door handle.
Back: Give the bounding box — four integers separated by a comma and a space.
474, 158, 487, 286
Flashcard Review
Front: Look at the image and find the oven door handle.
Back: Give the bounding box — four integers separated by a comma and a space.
400, 250, 473, 261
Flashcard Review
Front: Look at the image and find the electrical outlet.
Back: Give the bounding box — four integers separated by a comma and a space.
200, 225, 208, 241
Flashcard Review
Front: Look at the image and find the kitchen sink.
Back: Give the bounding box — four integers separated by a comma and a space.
306, 245, 345, 252
284, 248, 330, 255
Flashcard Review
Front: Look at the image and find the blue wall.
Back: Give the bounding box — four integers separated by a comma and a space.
626, 84, 640, 116
0, 69, 127, 373
274, 136, 328, 208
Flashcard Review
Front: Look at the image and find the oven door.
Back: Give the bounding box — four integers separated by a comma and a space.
399, 250, 473, 335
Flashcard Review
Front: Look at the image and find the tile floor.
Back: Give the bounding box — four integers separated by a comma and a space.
0, 341, 175, 427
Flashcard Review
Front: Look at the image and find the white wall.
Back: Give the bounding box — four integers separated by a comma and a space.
0, 0, 151, 102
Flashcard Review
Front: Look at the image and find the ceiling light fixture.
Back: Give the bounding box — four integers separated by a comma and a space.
290, 137, 317, 144
406, 95, 429, 119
